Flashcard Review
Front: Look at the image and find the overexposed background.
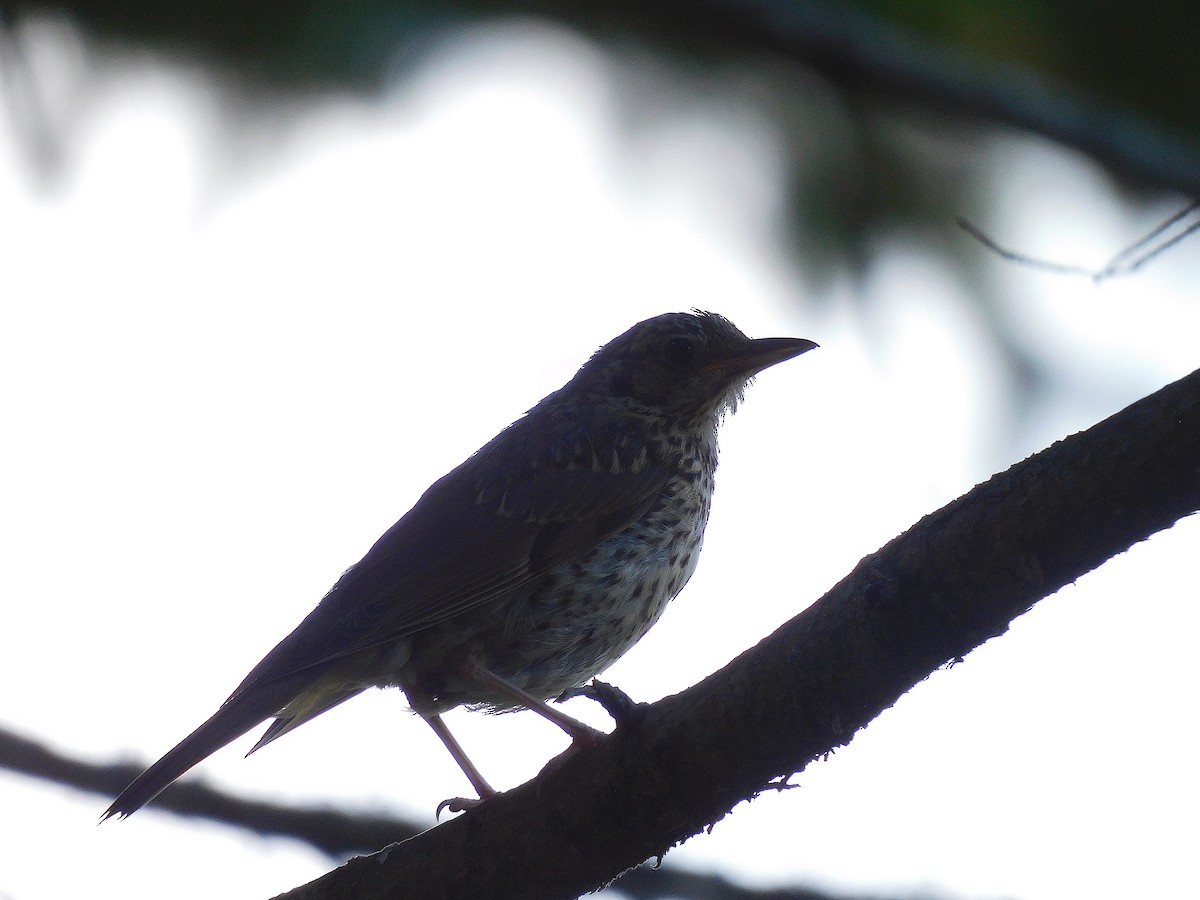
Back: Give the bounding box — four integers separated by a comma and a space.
2, 12, 1198, 900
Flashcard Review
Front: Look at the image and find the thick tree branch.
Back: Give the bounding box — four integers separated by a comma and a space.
275, 367, 1200, 898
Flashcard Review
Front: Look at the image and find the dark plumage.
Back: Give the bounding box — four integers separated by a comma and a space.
104, 311, 816, 818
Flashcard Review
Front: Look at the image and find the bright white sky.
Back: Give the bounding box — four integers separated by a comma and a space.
2, 17, 1198, 900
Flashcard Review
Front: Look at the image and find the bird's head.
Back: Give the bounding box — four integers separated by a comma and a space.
572, 311, 817, 425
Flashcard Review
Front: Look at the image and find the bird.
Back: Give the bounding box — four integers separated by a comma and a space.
103, 311, 817, 819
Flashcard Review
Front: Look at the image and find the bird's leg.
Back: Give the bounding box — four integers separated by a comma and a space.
460, 660, 605, 746
422, 712, 497, 816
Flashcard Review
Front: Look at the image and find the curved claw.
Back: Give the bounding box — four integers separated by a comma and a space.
436, 795, 485, 818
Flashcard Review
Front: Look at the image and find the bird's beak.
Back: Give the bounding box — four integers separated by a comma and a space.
703, 336, 818, 377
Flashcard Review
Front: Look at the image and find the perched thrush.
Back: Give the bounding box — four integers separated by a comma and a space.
104, 311, 816, 818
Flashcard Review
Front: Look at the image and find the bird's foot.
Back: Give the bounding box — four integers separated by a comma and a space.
561, 679, 648, 731
436, 794, 487, 818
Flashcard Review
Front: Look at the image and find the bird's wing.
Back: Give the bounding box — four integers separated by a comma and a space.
229, 411, 671, 693
103, 413, 669, 819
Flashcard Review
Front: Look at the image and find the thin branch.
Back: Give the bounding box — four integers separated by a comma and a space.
0, 725, 422, 857
1098, 201, 1200, 274
957, 201, 1200, 280
1097, 203, 1200, 277
955, 216, 1098, 277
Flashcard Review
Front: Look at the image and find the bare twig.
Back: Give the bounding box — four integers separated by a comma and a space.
1095, 201, 1200, 278
958, 201, 1200, 281
956, 216, 1097, 277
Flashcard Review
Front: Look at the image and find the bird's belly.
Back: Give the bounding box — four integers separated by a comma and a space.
400, 461, 715, 712
474, 478, 711, 705
400, 494, 710, 710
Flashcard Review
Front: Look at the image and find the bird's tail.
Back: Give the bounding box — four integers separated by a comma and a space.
102, 680, 299, 820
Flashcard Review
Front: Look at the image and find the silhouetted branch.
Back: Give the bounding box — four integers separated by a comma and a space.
0, 725, 422, 856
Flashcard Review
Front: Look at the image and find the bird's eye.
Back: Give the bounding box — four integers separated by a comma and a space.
662, 336, 696, 366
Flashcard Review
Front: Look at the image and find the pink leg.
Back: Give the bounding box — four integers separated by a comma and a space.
422, 712, 497, 801
461, 662, 604, 745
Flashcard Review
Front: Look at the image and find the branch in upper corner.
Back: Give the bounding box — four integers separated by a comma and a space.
551, 0, 1200, 197
9, 0, 1200, 198
275, 366, 1200, 898
677, 0, 1200, 196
